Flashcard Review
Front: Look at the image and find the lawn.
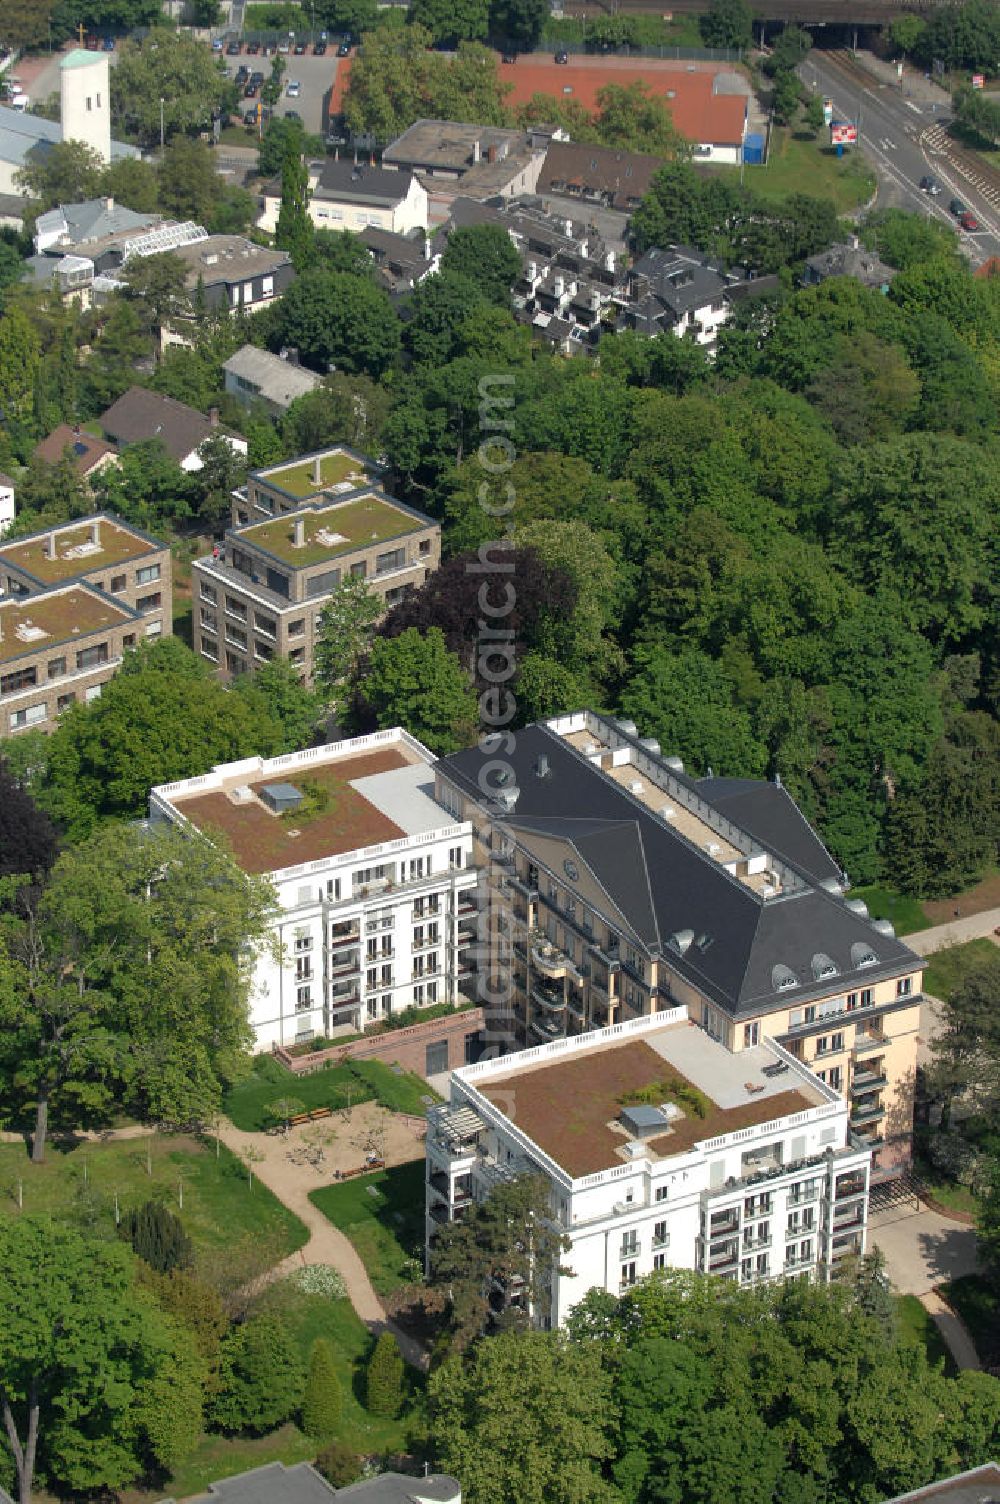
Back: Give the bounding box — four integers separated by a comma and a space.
311, 1160, 426, 1298
940, 1273, 996, 1367
718, 127, 876, 212
923, 938, 999, 1002
896, 1293, 955, 1373
850, 884, 931, 936
224, 1055, 436, 1132
0, 1134, 307, 1258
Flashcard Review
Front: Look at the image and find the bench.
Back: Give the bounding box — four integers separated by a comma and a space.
289, 1112, 312, 1126
308, 1107, 333, 1121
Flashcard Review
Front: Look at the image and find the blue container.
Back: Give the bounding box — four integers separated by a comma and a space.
742, 132, 765, 165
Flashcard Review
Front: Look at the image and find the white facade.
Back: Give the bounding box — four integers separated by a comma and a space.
426, 1012, 871, 1327
60, 51, 111, 165
257, 171, 428, 237
0, 478, 14, 538
149, 730, 479, 1050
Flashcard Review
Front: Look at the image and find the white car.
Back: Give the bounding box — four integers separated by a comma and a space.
286, 80, 301, 97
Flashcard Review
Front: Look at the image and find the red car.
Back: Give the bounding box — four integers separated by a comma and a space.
959, 211, 980, 231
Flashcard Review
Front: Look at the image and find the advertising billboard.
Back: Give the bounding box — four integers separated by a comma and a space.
831, 122, 858, 144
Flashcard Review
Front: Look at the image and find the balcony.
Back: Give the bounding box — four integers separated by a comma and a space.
709, 1213, 740, 1238
742, 1234, 772, 1252
328, 989, 360, 1010
835, 1174, 867, 1200
854, 1029, 886, 1056
851, 1069, 887, 1093
328, 952, 359, 976
831, 1233, 864, 1261
787, 1187, 819, 1207
619, 1241, 640, 1260
530, 1014, 564, 1042
652, 1233, 670, 1249
567, 994, 585, 1022
429, 1169, 449, 1196
530, 983, 566, 1013
708, 1245, 739, 1273
785, 1221, 815, 1240
328, 924, 360, 947
457, 893, 480, 916
428, 1202, 451, 1225
833, 1205, 865, 1230
532, 941, 571, 979
850, 1101, 885, 1127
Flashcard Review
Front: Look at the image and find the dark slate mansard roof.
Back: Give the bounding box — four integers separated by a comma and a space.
436, 723, 919, 1021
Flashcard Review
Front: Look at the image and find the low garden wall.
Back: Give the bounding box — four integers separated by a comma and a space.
273, 1007, 486, 1079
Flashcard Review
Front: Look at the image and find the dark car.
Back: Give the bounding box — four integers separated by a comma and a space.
243, 107, 259, 125
244, 81, 258, 97
294, 41, 306, 53
959, 210, 980, 231
85, 33, 100, 48
250, 69, 265, 83
554, 48, 569, 63
337, 39, 351, 54
235, 63, 249, 80
501, 50, 517, 62
285, 109, 302, 122
102, 36, 115, 50
227, 39, 241, 54
919, 174, 941, 195
246, 39, 260, 53
948, 197, 967, 216
314, 39, 327, 53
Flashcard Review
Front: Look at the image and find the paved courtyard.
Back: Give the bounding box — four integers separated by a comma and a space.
869, 1202, 978, 1296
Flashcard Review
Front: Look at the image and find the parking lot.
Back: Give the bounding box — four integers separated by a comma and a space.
219, 40, 342, 137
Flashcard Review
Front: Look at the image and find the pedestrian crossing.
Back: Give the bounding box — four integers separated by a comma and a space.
920, 123, 1000, 210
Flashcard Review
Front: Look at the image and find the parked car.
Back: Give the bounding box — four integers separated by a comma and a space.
294, 40, 306, 53
227, 39, 241, 54
244, 81, 258, 97
554, 48, 569, 63
286, 79, 301, 97
243, 107, 259, 125
337, 39, 350, 55
211, 36, 223, 51
919, 175, 941, 195
102, 35, 116, 50
278, 37, 291, 52
250, 69, 264, 83
314, 39, 327, 53
235, 63, 249, 80
501, 50, 517, 62
959, 210, 980, 231
85, 33, 100, 49
246, 39, 260, 52
285, 109, 302, 122
948, 197, 966, 216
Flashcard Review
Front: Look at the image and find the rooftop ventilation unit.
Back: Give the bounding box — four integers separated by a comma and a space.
660, 805, 675, 820
629, 779, 643, 794
259, 782, 304, 815
620, 1104, 674, 1138
706, 842, 722, 856
534, 754, 550, 779
230, 784, 255, 804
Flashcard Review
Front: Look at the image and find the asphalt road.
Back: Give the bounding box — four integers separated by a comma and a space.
801, 50, 1000, 269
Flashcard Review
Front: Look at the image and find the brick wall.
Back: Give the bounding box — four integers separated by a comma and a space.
275, 1007, 485, 1078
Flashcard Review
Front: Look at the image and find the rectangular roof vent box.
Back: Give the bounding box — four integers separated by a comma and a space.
260, 782, 304, 815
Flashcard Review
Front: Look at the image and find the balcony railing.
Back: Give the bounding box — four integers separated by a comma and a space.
853, 1030, 887, 1055
328, 925, 360, 947
743, 1234, 772, 1252
851, 1070, 887, 1093
709, 1215, 740, 1238
787, 1187, 819, 1206
785, 1221, 815, 1240
619, 1242, 639, 1260
850, 1102, 885, 1126
708, 1248, 738, 1272
530, 984, 566, 1013
835, 1175, 867, 1200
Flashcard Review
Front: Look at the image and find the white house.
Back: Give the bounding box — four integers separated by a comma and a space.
258, 160, 428, 238
0, 473, 14, 537
149, 730, 479, 1050
426, 1010, 871, 1326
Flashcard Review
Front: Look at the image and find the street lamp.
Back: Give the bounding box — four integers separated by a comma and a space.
159, 96, 164, 150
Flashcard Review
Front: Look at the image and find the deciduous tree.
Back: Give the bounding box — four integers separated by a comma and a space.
350, 627, 477, 754
210, 1313, 304, 1434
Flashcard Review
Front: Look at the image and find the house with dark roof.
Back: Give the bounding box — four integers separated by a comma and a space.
434, 710, 926, 1181
223, 346, 323, 415
877, 1463, 1000, 1503
259, 159, 428, 238
359, 226, 438, 294
537, 140, 664, 213
172, 1459, 461, 1503
99, 388, 246, 472
33, 197, 160, 255
34, 424, 119, 482
619, 245, 740, 346
801, 237, 895, 292
380, 120, 546, 224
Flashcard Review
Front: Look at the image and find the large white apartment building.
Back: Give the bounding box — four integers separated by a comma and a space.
149, 729, 479, 1049
426, 1010, 871, 1326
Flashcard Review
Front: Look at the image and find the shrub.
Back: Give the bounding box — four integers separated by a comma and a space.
122, 1198, 193, 1273
209, 1313, 305, 1435
315, 1441, 363, 1487
302, 1337, 342, 1438
618, 1072, 711, 1120
365, 1331, 404, 1418
290, 1263, 348, 1300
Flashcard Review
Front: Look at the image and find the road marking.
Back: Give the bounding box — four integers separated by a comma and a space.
906, 100, 923, 114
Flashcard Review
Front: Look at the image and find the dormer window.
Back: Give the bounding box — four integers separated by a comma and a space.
811, 953, 838, 981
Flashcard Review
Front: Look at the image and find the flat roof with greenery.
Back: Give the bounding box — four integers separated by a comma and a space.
0, 586, 135, 665
1, 517, 158, 585
240, 493, 428, 568
175, 746, 413, 873
258, 448, 370, 498
479, 1029, 815, 1178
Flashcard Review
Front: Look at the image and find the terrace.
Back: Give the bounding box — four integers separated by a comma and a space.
476, 1022, 819, 1178
239, 493, 423, 568
0, 586, 135, 666
1, 517, 157, 585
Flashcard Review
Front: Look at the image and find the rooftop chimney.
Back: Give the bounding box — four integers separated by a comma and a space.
472, 138, 481, 164
46, 532, 56, 561
89, 519, 100, 546
312, 455, 322, 486
105, 196, 114, 212
208, 407, 220, 428
293, 516, 305, 547
487, 144, 497, 164
423, 234, 431, 260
